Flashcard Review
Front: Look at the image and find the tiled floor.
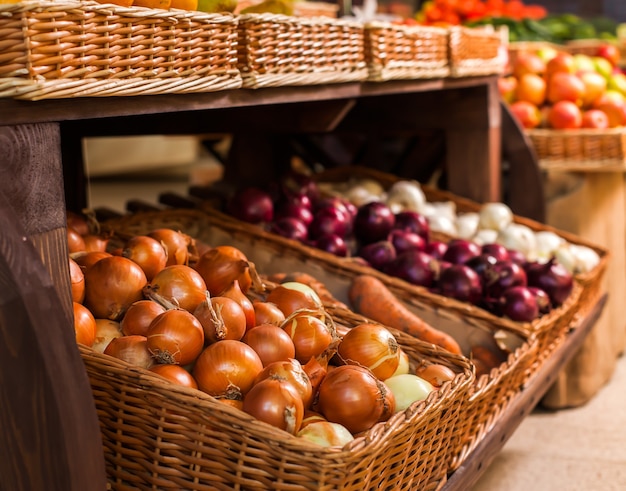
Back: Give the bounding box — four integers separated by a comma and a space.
88, 172, 626, 491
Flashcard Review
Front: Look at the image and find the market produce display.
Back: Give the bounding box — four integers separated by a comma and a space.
502, 45, 625, 129
66, 214, 462, 444
218, 170, 595, 325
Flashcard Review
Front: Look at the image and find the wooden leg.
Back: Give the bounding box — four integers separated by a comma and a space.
0, 123, 72, 319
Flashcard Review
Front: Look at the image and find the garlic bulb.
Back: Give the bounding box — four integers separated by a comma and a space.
385, 180, 426, 214
478, 202, 513, 231
496, 223, 537, 259
456, 212, 480, 239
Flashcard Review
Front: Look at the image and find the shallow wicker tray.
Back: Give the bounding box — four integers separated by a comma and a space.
526, 128, 626, 172
102, 208, 538, 474
448, 26, 506, 78
82, 218, 475, 489
0, 1, 242, 100
363, 22, 450, 82
236, 13, 367, 88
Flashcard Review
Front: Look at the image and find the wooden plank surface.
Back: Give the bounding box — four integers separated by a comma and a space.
0, 197, 107, 491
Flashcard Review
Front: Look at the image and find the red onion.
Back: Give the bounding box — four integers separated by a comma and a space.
388, 229, 426, 255
507, 249, 527, 266
274, 200, 314, 227
228, 187, 274, 224
481, 243, 510, 262
312, 234, 349, 257
425, 241, 448, 260
442, 239, 481, 265
500, 286, 539, 322
438, 264, 482, 304
270, 217, 309, 242
528, 287, 552, 315
483, 260, 527, 299
281, 170, 319, 202
384, 250, 437, 287
309, 206, 352, 239
525, 258, 573, 306
358, 241, 397, 270
393, 211, 430, 242
465, 253, 498, 279
354, 202, 396, 244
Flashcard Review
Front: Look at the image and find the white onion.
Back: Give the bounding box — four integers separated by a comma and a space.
568, 244, 601, 274
496, 223, 537, 260
553, 245, 578, 274
423, 201, 457, 221
478, 202, 513, 231
472, 229, 499, 246
92, 319, 124, 353
297, 421, 354, 447
345, 187, 381, 207
384, 374, 434, 413
456, 212, 480, 239
385, 181, 426, 213
427, 214, 458, 236
535, 231, 565, 261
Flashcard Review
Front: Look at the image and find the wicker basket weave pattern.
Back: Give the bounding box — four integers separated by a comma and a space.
236, 13, 367, 88
364, 22, 450, 82
0, 1, 241, 100
526, 128, 626, 172
448, 26, 505, 77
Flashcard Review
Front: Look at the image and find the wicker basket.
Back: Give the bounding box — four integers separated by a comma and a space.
363, 22, 450, 82
0, 1, 242, 100
448, 25, 506, 78
526, 127, 626, 172
311, 166, 591, 359
84, 214, 475, 489
101, 208, 537, 475
236, 13, 367, 88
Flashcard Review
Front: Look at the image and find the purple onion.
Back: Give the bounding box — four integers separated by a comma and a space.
528, 287, 552, 315
388, 229, 426, 255
442, 239, 482, 265
393, 211, 430, 242
465, 253, 498, 280
358, 240, 397, 271
481, 243, 510, 262
500, 286, 540, 322
425, 241, 448, 260
312, 234, 349, 257
525, 258, 573, 306
384, 250, 437, 287
228, 187, 274, 224
483, 260, 527, 299
354, 201, 396, 244
437, 264, 483, 304
309, 206, 352, 239
269, 217, 309, 242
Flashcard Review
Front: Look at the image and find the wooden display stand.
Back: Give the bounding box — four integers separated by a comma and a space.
542, 171, 626, 407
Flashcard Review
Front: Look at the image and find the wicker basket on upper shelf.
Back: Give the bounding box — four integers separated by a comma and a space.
526, 128, 626, 172
448, 25, 507, 77
0, 0, 242, 100
363, 22, 450, 82
236, 13, 367, 88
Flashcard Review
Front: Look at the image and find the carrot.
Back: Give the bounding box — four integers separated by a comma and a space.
348, 275, 463, 355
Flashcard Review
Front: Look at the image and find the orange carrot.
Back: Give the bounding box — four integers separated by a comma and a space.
348, 275, 463, 355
